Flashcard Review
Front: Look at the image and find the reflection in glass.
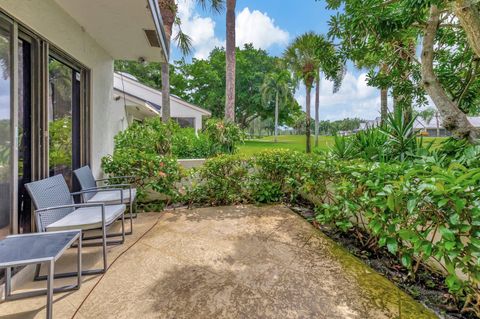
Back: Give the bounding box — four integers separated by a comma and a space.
18, 39, 32, 233
48, 58, 73, 187
0, 27, 11, 239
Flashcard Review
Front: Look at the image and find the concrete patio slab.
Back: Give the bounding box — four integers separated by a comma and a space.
0, 205, 437, 319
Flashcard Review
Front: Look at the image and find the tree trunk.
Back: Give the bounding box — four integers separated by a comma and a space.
422, 5, 479, 142
305, 86, 312, 153
380, 88, 388, 125
274, 91, 279, 143
454, 0, 480, 59
225, 0, 236, 122
314, 71, 320, 147
380, 64, 388, 125
161, 62, 170, 122
158, 0, 176, 122
435, 111, 440, 137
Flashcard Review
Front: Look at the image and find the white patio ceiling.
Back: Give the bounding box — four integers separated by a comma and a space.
54, 0, 168, 63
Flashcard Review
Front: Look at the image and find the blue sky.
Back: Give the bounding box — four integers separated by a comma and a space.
171, 0, 385, 121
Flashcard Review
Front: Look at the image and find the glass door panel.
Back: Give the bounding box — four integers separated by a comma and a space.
48, 57, 74, 187
0, 25, 11, 239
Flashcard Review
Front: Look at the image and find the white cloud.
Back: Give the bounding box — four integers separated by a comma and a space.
295, 72, 384, 121
174, 0, 224, 60
236, 8, 289, 50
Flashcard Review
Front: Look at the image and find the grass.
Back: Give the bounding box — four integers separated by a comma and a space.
238, 135, 334, 156
238, 135, 447, 156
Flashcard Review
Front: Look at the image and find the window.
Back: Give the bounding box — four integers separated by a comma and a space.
173, 117, 195, 129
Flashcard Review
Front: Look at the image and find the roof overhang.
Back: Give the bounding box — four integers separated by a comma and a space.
53, 0, 169, 63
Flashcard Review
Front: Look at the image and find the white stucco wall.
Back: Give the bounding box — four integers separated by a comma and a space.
0, 0, 122, 177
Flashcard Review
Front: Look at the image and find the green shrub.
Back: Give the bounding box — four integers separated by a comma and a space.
204, 119, 245, 154
186, 154, 252, 206
252, 149, 324, 201
172, 128, 213, 159
101, 150, 182, 201
315, 160, 480, 314
113, 118, 177, 155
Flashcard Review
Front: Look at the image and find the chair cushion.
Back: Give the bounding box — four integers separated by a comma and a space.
87, 188, 137, 204
46, 204, 126, 232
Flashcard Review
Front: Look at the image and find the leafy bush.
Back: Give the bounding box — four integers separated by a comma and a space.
113, 118, 177, 155
330, 134, 356, 160
316, 160, 480, 315
101, 149, 182, 201
331, 107, 433, 163
204, 119, 245, 154
172, 128, 213, 159
186, 154, 252, 206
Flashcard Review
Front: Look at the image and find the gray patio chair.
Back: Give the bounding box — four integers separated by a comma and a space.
73, 166, 137, 235
25, 174, 126, 277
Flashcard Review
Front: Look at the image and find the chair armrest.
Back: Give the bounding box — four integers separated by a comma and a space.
96, 176, 134, 182
71, 187, 125, 203
35, 203, 105, 213
82, 184, 132, 191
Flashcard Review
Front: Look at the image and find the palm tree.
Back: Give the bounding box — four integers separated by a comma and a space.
285, 32, 343, 153
261, 70, 291, 143
158, 0, 223, 123
284, 33, 320, 153
224, 0, 236, 122
314, 69, 320, 147
380, 63, 389, 125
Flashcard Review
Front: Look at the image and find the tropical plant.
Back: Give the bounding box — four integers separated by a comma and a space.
326, 0, 480, 142
380, 107, 418, 162
203, 118, 244, 154
284, 32, 343, 152
329, 135, 356, 160
354, 127, 388, 162
261, 69, 293, 142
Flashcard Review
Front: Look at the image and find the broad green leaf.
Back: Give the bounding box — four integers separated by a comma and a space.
386, 238, 398, 254
439, 226, 455, 241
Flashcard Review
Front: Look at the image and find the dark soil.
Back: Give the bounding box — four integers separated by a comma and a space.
288, 204, 474, 319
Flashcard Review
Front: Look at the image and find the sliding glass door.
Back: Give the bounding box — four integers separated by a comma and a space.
0, 12, 90, 239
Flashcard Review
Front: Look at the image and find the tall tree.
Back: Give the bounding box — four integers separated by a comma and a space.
314, 70, 321, 147
224, 0, 236, 122
326, 0, 480, 143
284, 33, 319, 153
285, 32, 343, 153
261, 70, 292, 142
380, 64, 389, 124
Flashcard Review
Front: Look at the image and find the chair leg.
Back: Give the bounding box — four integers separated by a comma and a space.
121, 212, 126, 243
102, 220, 108, 272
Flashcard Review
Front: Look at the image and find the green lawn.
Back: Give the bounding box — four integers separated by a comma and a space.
238, 135, 447, 156
238, 135, 334, 156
